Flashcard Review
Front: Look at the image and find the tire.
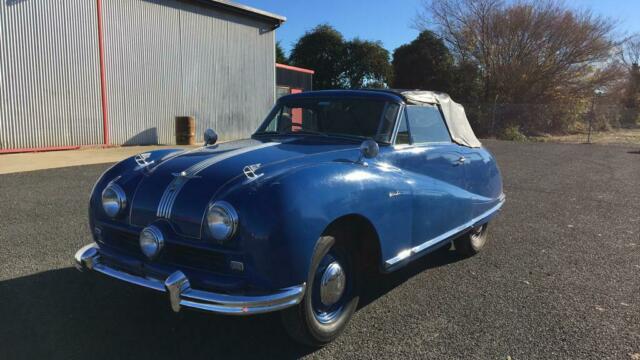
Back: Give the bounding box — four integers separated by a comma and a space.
454, 223, 489, 257
281, 230, 360, 346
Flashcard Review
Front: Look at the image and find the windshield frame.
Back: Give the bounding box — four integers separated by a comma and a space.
253, 96, 403, 144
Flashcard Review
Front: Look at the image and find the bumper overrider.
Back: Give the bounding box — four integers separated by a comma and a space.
74, 243, 306, 315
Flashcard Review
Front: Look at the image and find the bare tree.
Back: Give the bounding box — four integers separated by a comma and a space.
415, 0, 621, 133
617, 34, 640, 126
619, 34, 640, 67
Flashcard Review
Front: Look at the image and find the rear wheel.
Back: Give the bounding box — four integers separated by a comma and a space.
281, 231, 359, 346
454, 223, 489, 257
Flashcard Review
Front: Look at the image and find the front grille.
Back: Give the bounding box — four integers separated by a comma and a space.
100, 227, 227, 273
103, 230, 140, 256
162, 243, 226, 273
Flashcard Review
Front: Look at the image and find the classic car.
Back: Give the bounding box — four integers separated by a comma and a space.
74, 89, 504, 345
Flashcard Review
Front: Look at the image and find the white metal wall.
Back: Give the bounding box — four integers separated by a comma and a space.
0, 0, 103, 150
102, 0, 276, 145
1, 0, 276, 149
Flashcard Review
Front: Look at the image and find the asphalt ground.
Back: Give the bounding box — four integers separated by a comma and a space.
0, 140, 638, 359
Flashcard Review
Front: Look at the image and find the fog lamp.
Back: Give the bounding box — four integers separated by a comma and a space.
139, 226, 164, 260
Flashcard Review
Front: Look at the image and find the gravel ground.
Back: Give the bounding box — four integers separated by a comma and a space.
0, 140, 638, 359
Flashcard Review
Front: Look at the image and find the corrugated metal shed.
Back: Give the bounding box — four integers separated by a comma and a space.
0, 0, 284, 151
103, 0, 278, 145
0, 0, 103, 150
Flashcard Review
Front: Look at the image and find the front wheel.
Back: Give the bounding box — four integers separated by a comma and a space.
281, 232, 359, 346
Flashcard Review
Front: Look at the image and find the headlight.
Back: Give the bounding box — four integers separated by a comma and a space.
206, 201, 238, 243
101, 183, 126, 218
139, 226, 164, 259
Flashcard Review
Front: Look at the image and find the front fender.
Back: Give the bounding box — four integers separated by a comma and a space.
222, 160, 414, 290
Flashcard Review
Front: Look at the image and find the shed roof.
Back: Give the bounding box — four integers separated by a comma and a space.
192, 0, 286, 26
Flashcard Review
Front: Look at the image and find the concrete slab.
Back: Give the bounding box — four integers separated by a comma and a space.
0, 145, 198, 175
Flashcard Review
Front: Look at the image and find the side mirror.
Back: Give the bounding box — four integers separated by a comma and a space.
358, 139, 379, 164
204, 128, 218, 146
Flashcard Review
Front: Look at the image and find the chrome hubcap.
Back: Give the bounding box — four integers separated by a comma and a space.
319, 261, 346, 306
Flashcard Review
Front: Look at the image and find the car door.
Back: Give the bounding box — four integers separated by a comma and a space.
385, 104, 471, 250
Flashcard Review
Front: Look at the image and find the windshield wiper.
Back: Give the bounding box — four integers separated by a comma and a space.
254, 130, 382, 143
322, 132, 370, 141
253, 130, 328, 137
252, 131, 280, 136
284, 130, 327, 136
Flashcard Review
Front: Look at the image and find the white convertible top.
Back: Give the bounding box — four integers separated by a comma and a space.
401, 90, 482, 148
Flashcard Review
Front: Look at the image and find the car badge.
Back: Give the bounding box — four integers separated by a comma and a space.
243, 163, 264, 180
134, 153, 155, 169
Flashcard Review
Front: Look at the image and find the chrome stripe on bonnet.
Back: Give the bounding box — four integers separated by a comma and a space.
156, 142, 278, 219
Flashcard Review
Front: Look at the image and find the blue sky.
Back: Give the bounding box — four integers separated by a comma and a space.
240, 0, 640, 56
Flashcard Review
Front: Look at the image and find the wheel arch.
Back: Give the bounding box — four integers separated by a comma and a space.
322, 214, 384, 274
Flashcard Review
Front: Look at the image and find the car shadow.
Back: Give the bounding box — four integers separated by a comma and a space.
358, 245, 465, 309
0, 247, 463, 359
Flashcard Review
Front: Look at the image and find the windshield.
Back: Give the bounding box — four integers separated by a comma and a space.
255, 98, 400, 143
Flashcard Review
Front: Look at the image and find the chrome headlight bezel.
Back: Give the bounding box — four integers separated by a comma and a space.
101, 183, 127, 218
206, 201, 238, 243
139, 225, 164, 260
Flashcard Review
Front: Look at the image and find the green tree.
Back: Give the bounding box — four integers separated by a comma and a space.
392, 31, 455, 91
275, 41, 288, 64
344, 39, 392, 88
290, 24, 347, 89
450, 60, 481, 103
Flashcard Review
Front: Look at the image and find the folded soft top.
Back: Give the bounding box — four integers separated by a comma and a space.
401, 90, 482, 148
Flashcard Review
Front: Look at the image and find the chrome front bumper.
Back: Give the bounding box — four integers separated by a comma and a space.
74, 243, 305, 315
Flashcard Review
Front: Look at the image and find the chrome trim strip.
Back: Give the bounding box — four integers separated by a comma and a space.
180, 285, 305, 314
156, 142, 278, 219
384, 197, 506, 268
390, 103, 406, 145
74, 243, 305, 315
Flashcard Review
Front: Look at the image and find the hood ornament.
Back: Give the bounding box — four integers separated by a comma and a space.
243, 163, 264, 180
134, 153, 155, 169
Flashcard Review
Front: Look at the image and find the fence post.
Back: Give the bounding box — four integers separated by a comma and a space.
587, 96, 594, 144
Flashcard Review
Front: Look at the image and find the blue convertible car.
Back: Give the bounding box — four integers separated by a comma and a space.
75, 89, 504, 345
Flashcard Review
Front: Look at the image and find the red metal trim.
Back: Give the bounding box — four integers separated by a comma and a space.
0, 146, 81, 155
96, 0, 109, 145
276, 63, 315, 75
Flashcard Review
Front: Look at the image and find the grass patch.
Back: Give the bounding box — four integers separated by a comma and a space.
530, 128, 640, 146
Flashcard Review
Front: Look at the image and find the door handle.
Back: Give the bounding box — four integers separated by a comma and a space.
453, 156, 466, 166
